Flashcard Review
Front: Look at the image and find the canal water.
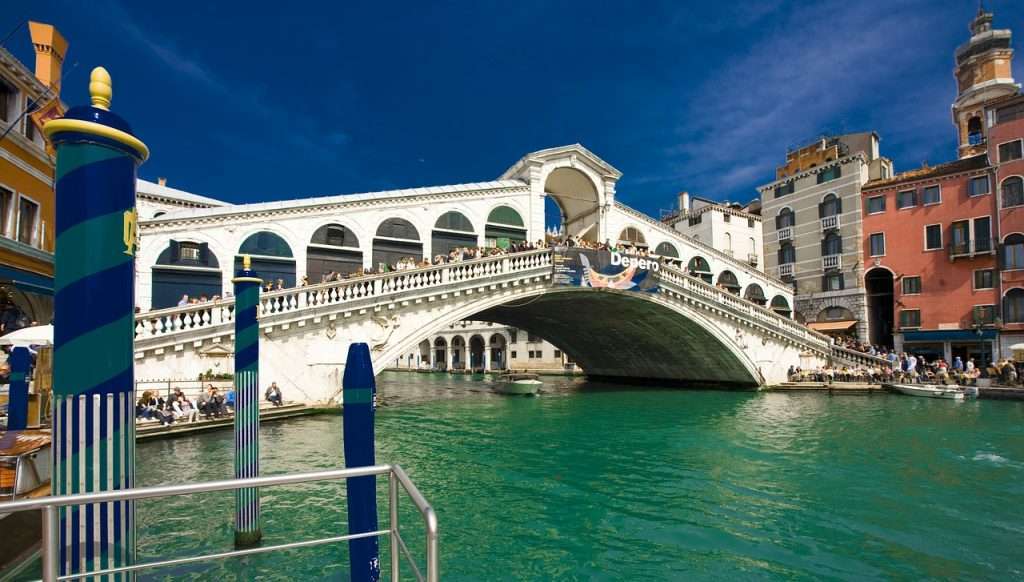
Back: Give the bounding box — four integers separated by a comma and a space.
35, 373, 1024, 580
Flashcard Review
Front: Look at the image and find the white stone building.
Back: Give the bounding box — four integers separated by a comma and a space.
392, 321, 577, 372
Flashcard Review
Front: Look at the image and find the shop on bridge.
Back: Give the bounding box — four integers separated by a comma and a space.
151, 240, 222, 309
306, 224, 362, 281
234, 231, 296, 288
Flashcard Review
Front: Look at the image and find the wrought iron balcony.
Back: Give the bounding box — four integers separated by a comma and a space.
822, 254, 841, 270
820, 215, 840, 232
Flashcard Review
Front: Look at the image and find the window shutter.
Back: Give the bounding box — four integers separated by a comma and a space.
821, 239, 828, 255
199, 243, 210, 266
835, 235, 843, 254
836, 197, 843, 214
775, 214, 782, 229
170, 240, 180, 262
778, 248, 785, 264
818, 203, 825, 218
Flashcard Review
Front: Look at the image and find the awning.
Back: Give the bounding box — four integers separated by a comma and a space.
807, 320, 858, 332
903, 329, 996, 342
0, 264, 53, 295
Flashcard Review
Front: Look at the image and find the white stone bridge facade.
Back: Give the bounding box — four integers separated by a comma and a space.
133, 145, 837, 402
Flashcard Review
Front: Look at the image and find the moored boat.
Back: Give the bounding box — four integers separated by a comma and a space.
496, 373, 542, 395
891, 384, 966, 400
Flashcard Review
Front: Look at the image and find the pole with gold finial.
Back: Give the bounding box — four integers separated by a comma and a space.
42, 67, 148, 579
231, 253, 264, 547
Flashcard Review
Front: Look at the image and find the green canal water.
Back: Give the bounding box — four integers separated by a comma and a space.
43, 373, 1024, 579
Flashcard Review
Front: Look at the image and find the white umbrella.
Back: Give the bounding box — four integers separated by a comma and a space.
0, 324, 54, 347
1010, 343, 1024, 351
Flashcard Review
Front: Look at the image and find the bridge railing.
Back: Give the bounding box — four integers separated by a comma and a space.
654, 264, 831, 351
135, 249, 553, 341
829, 345, 892, 368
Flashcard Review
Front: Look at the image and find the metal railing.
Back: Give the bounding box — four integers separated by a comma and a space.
949, 238, 996, 258
0, 464, 438, 582
820, 215, 840, 231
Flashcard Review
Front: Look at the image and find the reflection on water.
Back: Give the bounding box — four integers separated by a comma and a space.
17, 372, 1024, 580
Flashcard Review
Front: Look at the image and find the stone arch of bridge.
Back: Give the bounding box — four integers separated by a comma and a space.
542, 166, 603, 243
376, 286, 762, 386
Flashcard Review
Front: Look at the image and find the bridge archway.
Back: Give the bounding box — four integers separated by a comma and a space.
717, 270, 741, 295
484, 206, 527, 248
450, 335, 466, 370
236, 231, 295, 288
865, 267, 894, 348
544, 167, 601, 243
373, 218, 423, 269
688, 256, 712, 284
307, 224, 362, 282
432, 211, 477, 255
743, 283, 766, 306
654, 241, 678, 258
469, 334, 486, 371
770, 295, 791, 318
489, 333, 507, 370
433, 337, 447, 371
617, 226, 647, 249
151, 240, 222, 308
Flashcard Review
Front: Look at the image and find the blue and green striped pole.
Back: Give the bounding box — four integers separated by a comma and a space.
5, 346, 30, 431
343, 343, 380, 582
43, 67, 148, 579
233, 255, 263, 547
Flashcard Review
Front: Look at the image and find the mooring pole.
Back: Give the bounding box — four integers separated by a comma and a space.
232, 255, 263, 547
6, 346, 30, 431
343, 343, 381, 582
43, 66, 148, 578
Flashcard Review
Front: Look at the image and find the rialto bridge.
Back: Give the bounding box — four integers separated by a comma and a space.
132, 145, 866, 402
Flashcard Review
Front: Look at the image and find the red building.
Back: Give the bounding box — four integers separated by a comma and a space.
988, 94, 1024, 350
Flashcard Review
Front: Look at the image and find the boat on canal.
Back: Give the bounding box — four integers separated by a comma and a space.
890, 384, 974, 400
495, 373, 543, 395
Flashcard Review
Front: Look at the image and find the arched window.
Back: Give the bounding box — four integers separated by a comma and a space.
771, 295, 791, 318
485, 206, 526, 246
1004, 233, 1024, 269
374, 218, 423, 268
818, 306, 854, 321
967, 116, 984, 146
432, 211, 476, 254
1002, 177, 1024, 208
308, 224, 362, 281
151, 241, 222, 308
744, 283, 766, 305
724, 232, 732, 252
618, 226, 646, 246
819, 193, 841, 218
717, 270, 740, 294
236, 232, 295, 287
776, 208, 795, 230
822, 232, 842, 256
654, 242, 679, 258
1004, 289, 1024, 323
688, 256, 712, 284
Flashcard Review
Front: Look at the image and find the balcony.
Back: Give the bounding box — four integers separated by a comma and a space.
949, 239, 997, 259
747, 253, 759, 267
820, 214, 840, 232
778, 227, 793, 242
822, 254, 841, 270
778, 263, 794, 279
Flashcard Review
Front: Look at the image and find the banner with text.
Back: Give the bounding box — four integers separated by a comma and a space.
551, 247, 660, 293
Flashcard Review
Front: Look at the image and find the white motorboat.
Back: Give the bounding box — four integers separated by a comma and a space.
891, 384, 966, 400
495, 373, 542, 395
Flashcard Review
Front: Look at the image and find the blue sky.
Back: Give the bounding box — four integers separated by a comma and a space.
11, 1, 1024, 217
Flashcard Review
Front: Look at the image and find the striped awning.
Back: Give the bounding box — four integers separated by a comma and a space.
807, 320, 858, 332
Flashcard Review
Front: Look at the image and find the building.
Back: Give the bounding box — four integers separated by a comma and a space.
395, 320, 578, 372
859, 7, 1020, 363
136, 177, 227, 219
0, 21, 66, 331
757, 132, 892, 340
663, 193, 764, 283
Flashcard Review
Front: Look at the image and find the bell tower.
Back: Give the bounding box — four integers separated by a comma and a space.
952, 6, 1019, 158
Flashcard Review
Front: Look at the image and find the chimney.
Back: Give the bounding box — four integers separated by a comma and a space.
28, 21, 68, 92
157, 177, 167, 186
677, 191, 690, 213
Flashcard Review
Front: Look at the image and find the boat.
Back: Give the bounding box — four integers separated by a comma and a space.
495, 373, 543, 395
0, 429, 52, 573
891, 384, 966, 400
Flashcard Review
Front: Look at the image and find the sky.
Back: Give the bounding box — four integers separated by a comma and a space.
10, 0, 1024, 218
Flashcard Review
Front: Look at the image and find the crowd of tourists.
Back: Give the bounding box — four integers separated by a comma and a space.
789, 351, 1024, 387
135, 383, 285, 426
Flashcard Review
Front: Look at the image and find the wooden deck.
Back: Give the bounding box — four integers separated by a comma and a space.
766, 382, 886, 394
136, 402, 329, 441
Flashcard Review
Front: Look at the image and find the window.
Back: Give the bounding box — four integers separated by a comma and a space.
553, 350, 562, 358
747, 217, 755, 228
817, 165, 841, 184
869, 233, 885, 256
998, 140, 1023, 162
822, 273, 844, 291
0, 186, 12, 237
820, 193, 841, 217
899, 309, 921, 329
821, 232, 842, 256
974, 305, 996, 325
922, 185, 940, 205
527, 333, 541, 343
1004, 234, 1024, 269
974, 217, 992, 253
510, 351, 517, 359
902, 276, 922, 295
968, 176, 990, 196
774, 182, 794, 198
16, 196, 38, 246
974, 269, 994, 290
179, 242, 201, 261
924, 224, 942, 250
0, 82, 14, 123
867, 195, 886, 214
24, 99, 36, 142
1004, 289, 1024, 323
968, 117, 984, 145
778, 244, 795, 264
775, 208, 795, 229
723, 214, 731, 223
897, 190, 917, 209
509, 330, 517, 343
1002, 177, 1024, 207
951, 220, 970, 255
